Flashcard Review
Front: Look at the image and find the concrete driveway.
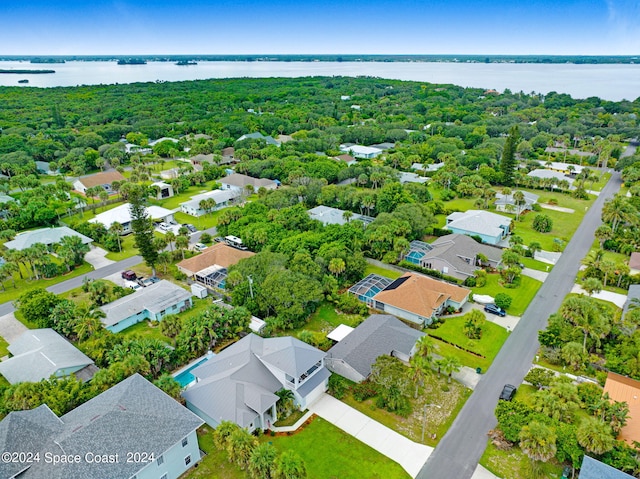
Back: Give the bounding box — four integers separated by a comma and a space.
85, 246, 115, 269
0, 312, 27, 345
570, 284, 628, 308
310, 393, 432, 478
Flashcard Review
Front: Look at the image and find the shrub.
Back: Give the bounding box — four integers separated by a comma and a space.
524, 368, 555, 389
352, 381, 379, 402
200, 232, 212, 244
328, 375, 351, 400
464, 276, 477, 287
336, 293, 369, 315
494, 293, 513, 310
532, 214, 553, 233
475, 270, 487, 287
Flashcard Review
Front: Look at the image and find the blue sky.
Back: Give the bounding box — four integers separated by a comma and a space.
0, 0, 638, 55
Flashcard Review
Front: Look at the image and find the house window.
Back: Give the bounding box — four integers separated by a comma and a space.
157, 455, 164, 466
185, 455, 191, 466
182, 437, 188, 447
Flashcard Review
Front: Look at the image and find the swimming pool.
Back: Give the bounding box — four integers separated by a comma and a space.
174, 354, 214, 387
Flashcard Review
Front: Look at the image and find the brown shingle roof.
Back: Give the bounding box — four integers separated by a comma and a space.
78, 171, 125, 188
629, 252, 640, 271
373, 273, 469, 318
604, 372, 640, 445
336, 154, 355, 163
177, 243, 254, 275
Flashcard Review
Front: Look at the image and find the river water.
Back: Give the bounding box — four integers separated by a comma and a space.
0, 60, 639, 102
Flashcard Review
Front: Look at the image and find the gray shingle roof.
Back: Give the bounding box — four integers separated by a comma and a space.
423, 234, 503, 276
623, 284, 640, 317
100, 280, 192, 327
326, 315, 424, 378
579, 455, 634, 479
0, 329, 94, 384
183, 334, 326, 427
307, 205, 374, 226
4, 227, 92, 251
0, 374, 203, 479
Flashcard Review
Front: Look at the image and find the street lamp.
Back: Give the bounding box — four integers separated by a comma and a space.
422, 403, 442, 443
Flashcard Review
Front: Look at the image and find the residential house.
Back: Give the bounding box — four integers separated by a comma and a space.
339, 144, 383, 159
35, 161, 59, 176
0, 374, 204, 479
412, 162, 444, 173
334, 153, 357, 166
0, 329, 95, 384
403, 234, 502, 281
150, 181, 174, 199
182, 334, 330, 432
578, 455, 634, 479
537, 160, 586, 175
179, 189, 240, 217
73, 171, 125, 195
603, 372, 640, 446
629, 253, 640, 276
148, 137, 179, 147
160, 167, 181, 180
399, 172, 429, 184
219, 173, 278, 193
349, 273, 470, 326
89, 203, 174, 234
325, 314, 425, 383
494, 191, 539, 215
100, 280, 193, 333
527, 169, 575, 189
4, 226, 92, 251
445, 210, 512, 246
177, 243, 254, 289
189, 153, 216, 170
370, 142, 395, 150
308, 205, 374, 227
236, 132, 280, 147
623, 284, 640, 318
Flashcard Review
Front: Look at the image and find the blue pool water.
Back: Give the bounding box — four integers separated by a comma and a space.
174, 356, 212, 387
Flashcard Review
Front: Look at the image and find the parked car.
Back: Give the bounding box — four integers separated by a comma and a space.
185, 224, 197, 233
191, 242, 207, 252
141, 278, 155, 287
121, 270, 137, 281
147, 276, 160, 284
499, 384, 517, 401
125, 280, 142, 291
484, 303, 506, 317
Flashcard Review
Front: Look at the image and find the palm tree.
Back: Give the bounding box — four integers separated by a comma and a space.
519, 421, 557, 462
441, 356, 462, 383
273, 450, 307, 479
582, 277, 602, 297
600, 259, 616, 288
213, 421, 240, 449
109, 222, 124, 252
414, 335, 437, 366
73, 303, 105, 341
227, 428, 258, 470
165, 231, 176, 252
175, 235, 189, 260
275, 389, 295, 418
576, 417, 615, 455
560, 296, 609, 353
249, 442, 277, 479
602, 195, 636, 233
328, 258, 346, 278
408, 356, 429, 398
512, 190, 526, 220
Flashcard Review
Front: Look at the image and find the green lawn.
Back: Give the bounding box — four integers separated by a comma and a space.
173, 210, 222, 230
104, 234, 139, 261
263, 416, 410, 479
364, 264, 403, 280
341, 372, 471, 447
184, 425, 245, 479
288, 301, 364, 338
0, 261, 94, 305
428, 315, 509, 372
521, 256, 553, 272
480, 441, 564, 479
0, 335, 9, 357
120, 320, 173, 343
471, 273, 543, 316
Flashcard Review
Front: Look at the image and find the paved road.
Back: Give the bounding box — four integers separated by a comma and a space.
418, 172, 623, 479
0, 255, 143, 317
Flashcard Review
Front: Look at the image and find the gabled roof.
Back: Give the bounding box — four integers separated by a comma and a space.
0, 329, 94, 384
177, 243, 254, 276
180, 189, 240, 210
89, 203, 173, 228
423, 234, 503, 276
220, 173, 277, 189
603, 372, 640, 446
527, 169, 575, 184
629, 252, 640, 271
100, 280, 192, 327
446, 210, 511, 238
308, 205, 374, 226
335, 153, 356, 163
373, 273, 470, 318
183, 334, 326, 427
494, 191, 539, 206
579, 455, 634, 479
0, 374, 203, 479
4, 227, 92, 251
237, 132, 280, 146
327, 315, 424, 378
623, 284, 640, 317
76, 171, 125, 189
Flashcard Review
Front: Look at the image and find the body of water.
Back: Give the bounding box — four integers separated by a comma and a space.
0, 60, 638, 101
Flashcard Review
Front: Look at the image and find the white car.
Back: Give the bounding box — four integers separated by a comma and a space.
125, 280, 142, 291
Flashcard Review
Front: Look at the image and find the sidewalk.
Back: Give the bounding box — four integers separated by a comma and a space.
309, 393, 433, 478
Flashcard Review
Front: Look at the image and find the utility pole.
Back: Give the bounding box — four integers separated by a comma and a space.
421, 403, 442, 443
248, 275, 254, 299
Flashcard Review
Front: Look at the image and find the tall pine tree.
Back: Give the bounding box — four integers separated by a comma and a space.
500, 125, 520, 186
129, 185, 158, 276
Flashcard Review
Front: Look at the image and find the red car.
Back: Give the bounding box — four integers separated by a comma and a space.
121, 270, 137, 281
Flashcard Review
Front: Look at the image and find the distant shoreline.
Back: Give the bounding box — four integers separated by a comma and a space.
0, 69, 55, 74
0, 54, 638, 64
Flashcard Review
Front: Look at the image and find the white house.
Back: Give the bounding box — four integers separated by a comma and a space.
89, 203, 174, 234
150, 181, 174, 199
339, 144, 383, 159
219, 173, 278, 193
179, 189, 240, 217
182, 334, 330, 432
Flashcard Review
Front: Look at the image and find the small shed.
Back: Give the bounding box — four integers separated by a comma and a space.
191, 283, 208, 299
327, 324, 355, 342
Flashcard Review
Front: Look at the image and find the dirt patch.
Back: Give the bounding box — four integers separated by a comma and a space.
539, 203, 575, 213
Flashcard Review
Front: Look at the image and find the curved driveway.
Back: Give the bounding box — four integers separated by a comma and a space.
418, 171, 623, 479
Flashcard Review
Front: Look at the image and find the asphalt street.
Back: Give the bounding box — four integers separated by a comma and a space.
417, 171, 623, 479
